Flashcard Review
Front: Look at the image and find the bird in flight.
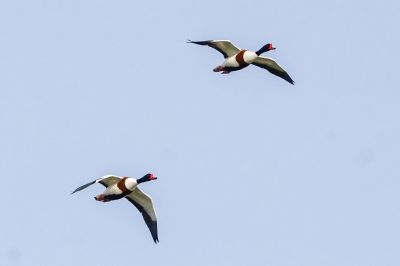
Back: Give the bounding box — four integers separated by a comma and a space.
71, 173, 159, 243
188, 39, 294, 84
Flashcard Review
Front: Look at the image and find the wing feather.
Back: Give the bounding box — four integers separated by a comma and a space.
126, 188, 158, 243
252, 56, 294, 84
71, 175, 120, 194
98, 176, 121, 188
188, 40, 241, 58
71, 180, 97, 194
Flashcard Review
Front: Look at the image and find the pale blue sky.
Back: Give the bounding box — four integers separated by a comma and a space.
1, 0, 400, 265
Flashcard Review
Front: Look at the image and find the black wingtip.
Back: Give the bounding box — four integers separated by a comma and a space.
70, 180, 97, 195
284, 76, 295, 85
186, 40, 210, 46
152, 230, 159, 244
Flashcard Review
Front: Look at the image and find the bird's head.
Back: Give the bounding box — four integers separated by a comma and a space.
148, 173, 157, 180
137, 173, 158, 184
256, 43, 276, 55
266, 43, 276, 51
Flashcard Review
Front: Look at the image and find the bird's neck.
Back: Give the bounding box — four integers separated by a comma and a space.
256, 45, 269, 56
137, 176, 150, 184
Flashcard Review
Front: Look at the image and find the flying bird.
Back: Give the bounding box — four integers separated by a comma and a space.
188, 39, 294, 84
71, 173, 159, 243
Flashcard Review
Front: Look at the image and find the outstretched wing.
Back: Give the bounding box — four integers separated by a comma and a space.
188, 40, 241, 58
252, 56, 294, 84
71, 175, 121, 194
97, 176, 121, 188
126, 188, 158, 243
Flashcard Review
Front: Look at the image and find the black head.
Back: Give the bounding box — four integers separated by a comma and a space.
137, 173, 158, 184
256, 43, 276, 55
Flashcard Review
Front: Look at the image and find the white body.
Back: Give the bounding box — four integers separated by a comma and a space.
222, 51, 258, 67
103, 177, 138, 195
242, 51, 258, 63
124, 178, 138, 190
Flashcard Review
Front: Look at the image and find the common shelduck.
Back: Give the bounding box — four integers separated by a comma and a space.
71, 173, 159, 243
188, 39, 294, 84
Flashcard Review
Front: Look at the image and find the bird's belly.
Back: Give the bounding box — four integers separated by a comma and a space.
223, 56, 241, 67
223, 51, 257, 69
102, 185, 130, 201
104, 184, 123, 196
104, 193, 126, 201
